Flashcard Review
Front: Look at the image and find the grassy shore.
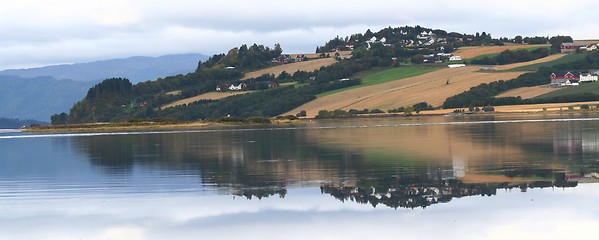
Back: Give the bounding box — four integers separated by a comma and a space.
26, 121, 212, 133
27, 101, 599, 133
26, 117, 302, 133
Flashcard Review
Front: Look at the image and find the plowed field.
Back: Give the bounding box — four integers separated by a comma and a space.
454, 44, 549, 59
242, 58, 338, 80
496, 86, 558, 99
284, 54, 563, 118
161, 91, 253, 109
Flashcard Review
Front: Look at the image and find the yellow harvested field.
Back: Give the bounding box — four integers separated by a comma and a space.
420, 101, 599, 115
285, 66, 524, 117
242, 58, 338, 80
161, 91, 252, 109
453, 44, 549, 59
491, 53, 565, 70
494, 101, 599, 112
574, 40, 599, 45
284, 54, 568, 117
496, 85, 558, 99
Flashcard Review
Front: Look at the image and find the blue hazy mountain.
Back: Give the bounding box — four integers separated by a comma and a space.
0, 53, 209, 121
0, 75, 97, 121
0, 53, 209, 83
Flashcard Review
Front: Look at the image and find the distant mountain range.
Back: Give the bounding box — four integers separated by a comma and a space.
0, 53, 209, 83
0, 117, 48, 129
0, 53, 209, 121
0, 75, 96, 121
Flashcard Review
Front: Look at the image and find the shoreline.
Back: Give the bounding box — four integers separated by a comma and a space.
24, 101, 599, 133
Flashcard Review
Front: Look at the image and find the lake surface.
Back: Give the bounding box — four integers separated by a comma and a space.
1, 113, 599, 239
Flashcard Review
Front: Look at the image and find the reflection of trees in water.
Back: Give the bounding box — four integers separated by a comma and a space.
232, 187, 287, 199
72, 128, 360, 187
72, 123, 599, 201
73, 135, 137, 175
321, 177, 578, 209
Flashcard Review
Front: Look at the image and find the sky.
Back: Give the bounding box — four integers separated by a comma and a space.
1, 186, 599, 240
1, 0, 599, 70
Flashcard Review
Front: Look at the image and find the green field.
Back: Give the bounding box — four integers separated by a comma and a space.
317, 66, 441, 97
535, 81, 599, 99
511, 53, 589, 72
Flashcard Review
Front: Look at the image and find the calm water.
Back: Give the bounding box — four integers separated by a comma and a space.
1, 113, 599, 239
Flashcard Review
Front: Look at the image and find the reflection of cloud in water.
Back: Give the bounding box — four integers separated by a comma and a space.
2, 185, 599, 240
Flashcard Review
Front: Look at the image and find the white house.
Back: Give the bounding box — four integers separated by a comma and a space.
565, 79, 580, 86
580, 73, 599, 82
449, 56, 462, 61
366, 36, 377, 44
228, 83, 246, 91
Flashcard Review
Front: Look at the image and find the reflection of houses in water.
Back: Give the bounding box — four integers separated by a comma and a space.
230, 144, 245, 165
552, 124, 599, 155
553, 126, 582, 155
582, 132, 599, 153
566, 172, 599, 183
452, 156, 467, 178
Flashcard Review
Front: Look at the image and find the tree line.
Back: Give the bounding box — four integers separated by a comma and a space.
470, 48, 550, 65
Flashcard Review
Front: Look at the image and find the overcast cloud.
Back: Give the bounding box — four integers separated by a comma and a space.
1, 0, 598, 70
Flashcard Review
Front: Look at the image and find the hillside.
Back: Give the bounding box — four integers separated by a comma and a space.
0, 76, 96, 121
454, 44, 550, 59
242, 58, 338, 80
0, 53, 209, 83
284, 54, 566, 117
53, 26, 594, 123
160, 91, 254, 109
284, 66, 524, 117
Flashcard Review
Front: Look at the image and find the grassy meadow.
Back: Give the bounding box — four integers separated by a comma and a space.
317, 66, 441, 97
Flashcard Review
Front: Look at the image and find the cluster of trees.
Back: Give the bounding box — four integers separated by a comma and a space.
315, 102, 433, 119
62, 78, 137, 123
84, 77, 132, 100
201, 43, 283, 71
499, 36, 549, 44
443, 51, 599, 109
470, 48, 550, 65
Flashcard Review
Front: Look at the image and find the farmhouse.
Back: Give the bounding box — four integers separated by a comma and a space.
580, 73, 599, 82
272, 55, 290, 64
228, 83, 247, 91
560, 42, 588, 53
550, 71, 581, 86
